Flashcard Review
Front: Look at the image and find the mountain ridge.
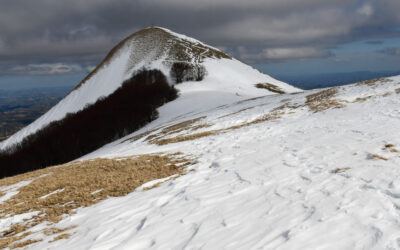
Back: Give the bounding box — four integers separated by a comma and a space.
0, 27, 299, 152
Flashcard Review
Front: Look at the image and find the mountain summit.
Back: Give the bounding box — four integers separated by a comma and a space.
0, 27, 299, 152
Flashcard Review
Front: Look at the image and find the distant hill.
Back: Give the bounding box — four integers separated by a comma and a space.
276, 70, 400, 89
0, 27, 299, 177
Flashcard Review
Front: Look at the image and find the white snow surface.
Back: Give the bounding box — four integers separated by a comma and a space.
0, 28, 297, 151
11, 75, 400, 249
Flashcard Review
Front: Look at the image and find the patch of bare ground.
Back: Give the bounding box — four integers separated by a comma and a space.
369, 154, 388, 161
233, 96, 266, 105
355, 78, 393, 86
331, 168, 350, 174
218, 106, 255, 119
9, 238, 42, 249
121, 127, 160, 144
146, 117, 212, 144
43, 226, 76, 237
396, 88, 400, 94
0, 232, 32, 249
255, 83, 286, 94
154, 131, 220, 145
49, 233, 71, 243
352, 96, 373, 103
0, 153, 192, 249
384, 144, 395, 149
160, 117, 207, 135
382, 144, 398, 153
272, 103, 302, 112
306, 88, 345, 112
154, 112, 284, 145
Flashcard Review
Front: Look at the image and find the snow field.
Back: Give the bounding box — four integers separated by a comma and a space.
15, 76, 400, 249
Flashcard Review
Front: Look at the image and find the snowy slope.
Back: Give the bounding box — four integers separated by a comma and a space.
3, 76, 400, 249
0, 27, 298, 151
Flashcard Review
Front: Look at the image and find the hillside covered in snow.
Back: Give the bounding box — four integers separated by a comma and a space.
0, 27, 298, 178
0, 27, 297, 152
1, 28, 400, 249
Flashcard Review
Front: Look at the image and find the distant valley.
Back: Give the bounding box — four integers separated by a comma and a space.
0, 86, 71, 141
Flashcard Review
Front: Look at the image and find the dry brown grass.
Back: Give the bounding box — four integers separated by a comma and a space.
49, 233, 71, 243
356, 78, 393, 86
218, 107, 255, 119
153, 112, 283, 145
255, 83, 286, 94
121, 126, 164, 144
146, 117, 214, 144
0, 153, 192, 249
233, 96, 267, 105
155, 131, 220, 145
9, 238, 42, 249
382, 144, 398, 153
272, 103, 301, 112
160, 117, 206, 135
352, 96, 373, 103
43, 226, 76, 237
0, 232, 32, 249
395, 88, 400, 94
306, 88, 345, 112
332, 168, 350, 174
370, 154, 388, 161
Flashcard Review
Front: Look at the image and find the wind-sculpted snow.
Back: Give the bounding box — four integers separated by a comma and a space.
2, 76, 400, 249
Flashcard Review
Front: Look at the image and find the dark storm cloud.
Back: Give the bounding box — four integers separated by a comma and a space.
0, 0, 400, 74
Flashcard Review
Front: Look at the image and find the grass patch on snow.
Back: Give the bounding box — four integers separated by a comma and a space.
255, 83, 286, 94
152, 112, 283, 145
355, 78, 393, 86
306, 88, 345, 112
0, 153, 192, 248
331, 168, 351, 174
369, 154, 388, 161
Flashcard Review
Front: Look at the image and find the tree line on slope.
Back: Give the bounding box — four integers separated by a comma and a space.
170, 62, 206, 83
0, 69, 178, 178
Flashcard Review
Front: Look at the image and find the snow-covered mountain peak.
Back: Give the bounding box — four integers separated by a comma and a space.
0, 27, 299, 151
75, 27, 231, 89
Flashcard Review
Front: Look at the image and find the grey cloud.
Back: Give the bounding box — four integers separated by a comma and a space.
237, 46, 332, 63
0, 0, 400, 74
4, 63, 88, 75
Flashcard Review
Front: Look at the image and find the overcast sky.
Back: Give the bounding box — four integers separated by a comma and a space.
0, 0, 400, 86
